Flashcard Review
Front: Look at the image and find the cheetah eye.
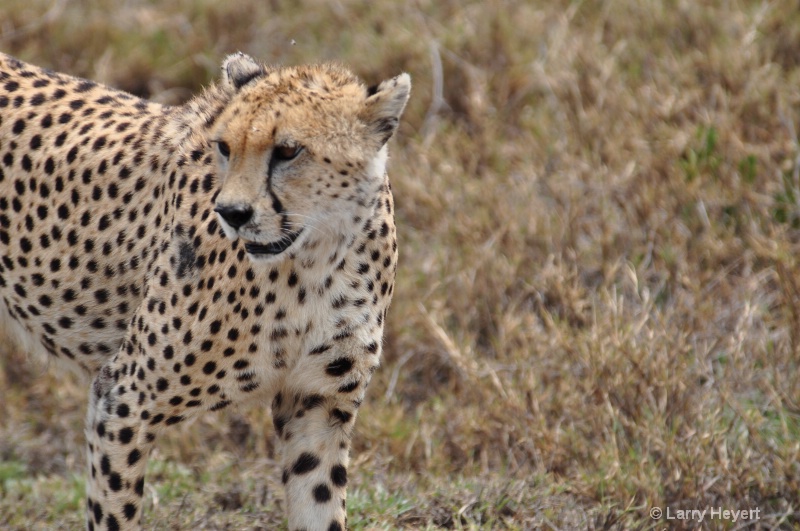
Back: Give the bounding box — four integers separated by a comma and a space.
272, 144, 303, 162
214, 140, 231, 159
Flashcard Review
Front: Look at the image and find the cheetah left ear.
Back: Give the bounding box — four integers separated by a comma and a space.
360, 73, 411, 147
221, 52, 265, 91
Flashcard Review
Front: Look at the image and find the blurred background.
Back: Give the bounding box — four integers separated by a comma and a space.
1, 1, 799, 528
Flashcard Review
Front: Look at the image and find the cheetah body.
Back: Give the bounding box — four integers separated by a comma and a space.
0, 52, 409, 531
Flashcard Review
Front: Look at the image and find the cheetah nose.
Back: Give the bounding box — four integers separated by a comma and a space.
214, 205, 254, 230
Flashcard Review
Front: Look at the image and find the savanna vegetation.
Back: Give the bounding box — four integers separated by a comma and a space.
1, 1, 799, 529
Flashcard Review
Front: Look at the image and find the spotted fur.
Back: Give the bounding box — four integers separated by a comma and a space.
0, 51, 410, 531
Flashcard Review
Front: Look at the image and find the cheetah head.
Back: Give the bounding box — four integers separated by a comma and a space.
211, 53, 410, 263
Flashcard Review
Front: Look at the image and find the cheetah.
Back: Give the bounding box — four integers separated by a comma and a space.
0, 51, 409, 531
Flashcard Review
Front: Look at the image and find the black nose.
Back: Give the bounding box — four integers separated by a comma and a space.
214, 205, 253, 230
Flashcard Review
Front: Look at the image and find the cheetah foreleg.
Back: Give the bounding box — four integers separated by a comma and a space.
84, 359, 154, 531
272, 390, 357, 531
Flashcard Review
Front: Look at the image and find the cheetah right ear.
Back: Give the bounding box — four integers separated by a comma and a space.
360, 73, 411, 147
221, 52, 265, 91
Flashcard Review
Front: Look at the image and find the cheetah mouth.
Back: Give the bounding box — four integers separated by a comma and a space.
244, 228, 304, 256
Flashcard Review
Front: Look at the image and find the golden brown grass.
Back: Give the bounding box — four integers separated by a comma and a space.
2, 0, 800, 529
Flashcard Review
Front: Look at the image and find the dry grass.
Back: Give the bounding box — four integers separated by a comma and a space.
2, 0, 800, 529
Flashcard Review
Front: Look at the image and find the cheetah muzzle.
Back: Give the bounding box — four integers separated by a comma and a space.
0, 50, 410, 531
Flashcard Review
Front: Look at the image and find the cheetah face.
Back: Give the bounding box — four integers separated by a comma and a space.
212, 64, 410, 263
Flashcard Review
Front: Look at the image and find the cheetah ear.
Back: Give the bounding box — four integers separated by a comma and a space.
360, 73, 411, 147
221, 52, 265, 91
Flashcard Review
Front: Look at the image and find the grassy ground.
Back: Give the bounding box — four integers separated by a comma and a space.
2, 0, 800, 529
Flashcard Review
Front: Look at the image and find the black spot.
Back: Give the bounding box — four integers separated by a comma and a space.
241, 381, 260, 393
309, 344, 332, 355
326, 357, 353, 377
108, 472, 122, 491
42, 157, 56, 176
12, 119, 25, 135
313, 483, 332, 503
118, 427, 134, 444
93, 501, 103, 524
77, 80, 96, 92
292, 452, 321, 475
331, 464, 347, 487
107, 514, 120, 531
210, 399, 230, 411
165, 415, 184, 425
270, 327, 288, 341
97, 214, 111, 231
337, 381, 359, 393
19, 237, 32, 252
331, 409, 352, 424
202, 173, 214, 192
128, 449, 141, 466
100, 455, 111, 475
273, 414, 289, 436
123, 503, 137, 521
328, 521, 343, 531
302, 394, 325, 410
